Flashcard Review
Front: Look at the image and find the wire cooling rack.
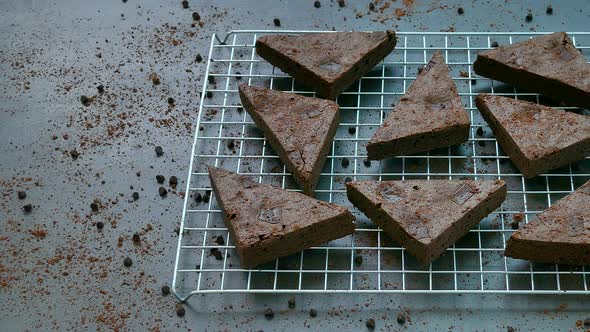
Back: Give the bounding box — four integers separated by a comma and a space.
172, 30, 590, 301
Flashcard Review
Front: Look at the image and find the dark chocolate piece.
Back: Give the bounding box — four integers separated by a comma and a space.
505, 180, 590, 265
346, 179, 506, 264
208, 166, 355, 268
475, 94, 590, 178
367, 51, 470, 160
255, 31, 396, 99
239, 84, 340, 195
473, 32, 590, 108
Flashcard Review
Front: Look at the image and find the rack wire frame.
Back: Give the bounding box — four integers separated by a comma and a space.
172, 30, 590, 301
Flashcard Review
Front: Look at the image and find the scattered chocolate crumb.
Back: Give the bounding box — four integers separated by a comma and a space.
90, 202, 99, 212
202, 194, 210, 203
192, 12, 200, 20
366, 318, 376, 330
354, 255, 363, 265
510, 221, 519, 230
363, 159, 371, 167
151, 75, 160, 85
123, 257, 133, 267
161, 285, 170, 296
583, 318, 590, 328
310, 309, 317, 317
207, 76, 215, 84
97, 85, 104, 94
264, 308, 274, 319
17, 191, 26, 199
237, 107, 243, 113
176, 305, 185, 317
338, 0, 345, 7
476, 127, 484, 136
167, 97, 175, 105
213, 250, 223, 260
235, 72, 242, 80
215, 235, 225, 245
156, 175, 165, 184
369, 2, 375, 11
491, 41, 499, 47
96, 221, 104, 230
132, 192, 139, 201
132, 233, 141, 245
206, 91, 213, 98
478, 140, 486, 147
70, 149, 80, 160
288, 297, 296, 308
546, 5, 553, 15
471, 79, 477, 85
341, 158, 350, 168
273, 18, 281, 27
181, 0, 189, 9
457, 7, 464, 15
159, 187, 168, 197
80, 95, 91, 106
155, 146, 164, 157
169, 176, 178, 188
507, 327, 515, 332
227, 140, 235, 150
196, 54, 203, 62
525, 12, 533, 22
348, 127, 356, 135
23, 204, 32, 213
210, 248, 218, 254
313, 1, 321, 8
397, 313, 406, 324
195, 193, 203, 203
513, 213, 524, 222
344, 177, 353, 183
136, 171, 141, 177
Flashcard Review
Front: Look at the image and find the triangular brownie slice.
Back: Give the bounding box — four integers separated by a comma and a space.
256, 31, 396, 99
346, 179, 506, 264
208, 166, 356, 268
505, 180, 590, 265
475, 94, 590, 178
366, 51, 470, 160
239, 84, 340, 195
473, 32, 590, 108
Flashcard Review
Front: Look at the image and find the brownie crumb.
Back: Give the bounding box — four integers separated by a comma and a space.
176, 305, 185, 317
397, 313, 406, 324
341, 158, 350, 168
348, 127, 356, 135
310, 309, 317, 317
237, 107, 243, 113
196, 54, 203, 62
70, 150, 80, 160
338, 0, 345, 7
344, 177, 353, 183
132, 233, 141, 245
264, 308, 274, 319
207, 76, 215, 84
476, 127, 484, 136
159, 187, 168, 197
96, 221, 104, 229
288, 297, 296, 308
23, 204, 32, 213
90, 202, 99, 212
215, 235, 225, 245
132, 192, 139, 201
366, 318, 376, 330
354, 255, 363, 265
525, 12, 533, 22
369, 2, 375, 11
235, 72, 242, 80
161, 285, 170, 296
17, 191, 26, 199
273, 18, 281, 27
195, 193, 203, 203
156, 175, 165, 184
206, 91, 213, 98
155, 146, 164, 157
213, 250, 223, 260
192, 12, 200, 20
167, 97, 175, 105
202, 194, 210, 203
363, 159, 371, 167
491, 41, 499, 47
510, 221, 519, 230
169, 176, 178, 188
313, 1, 321, 8
123, 257, 133, 267
151, 75, 160, 85
227, 140, 235, 150
457, 7, 464, 15
478, 140, 486, 147
181, 0, 189, 9
97, 85, 104, 94
546, 5, 553, 15
80, 95, 91, 106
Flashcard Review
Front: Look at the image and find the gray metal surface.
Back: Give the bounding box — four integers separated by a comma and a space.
1, 0, 590, 331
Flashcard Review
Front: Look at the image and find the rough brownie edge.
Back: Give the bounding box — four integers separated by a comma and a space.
256, 32, 397, 100
473, 55, 590, 108
239, 88, 339, 195
475, 94, 590, 178
366, 123, 470, 160
346, 181, 507, 264
504, 237, 590, 265
209, 168, 356, 268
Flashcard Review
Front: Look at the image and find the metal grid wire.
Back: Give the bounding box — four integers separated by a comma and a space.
172, 30, 590, 301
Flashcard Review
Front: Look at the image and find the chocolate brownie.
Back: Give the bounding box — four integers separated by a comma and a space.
505, 180, 590, 265
239, 84, 339, 195
473, 32, 590, 108
346, 179, 506, 264
475, 94, 590, 178
367, 51, 470, 160
208, 166, 356, 268
255, 31, 397, 100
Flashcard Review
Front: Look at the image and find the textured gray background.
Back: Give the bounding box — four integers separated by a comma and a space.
1, 0, 589, 331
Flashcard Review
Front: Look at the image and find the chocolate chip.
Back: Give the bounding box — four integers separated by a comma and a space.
156, 175, 165, 184
478, 140, 486, 147
215, 235, 225, 245
363, 159, 371, 167
159, 187, 168, 197
70, 150, 80, 160
192, 12, 200, 20
132, 192, 139, 201
369, 2, 375, 10
525, 12, 533, 22
96, 221, 104, 229
17, 191, 26, 199
397, 313, 406, 324
80, 95, 90, 106
476, 127, 484, 136
273, 18, 281, 27
457, 7, 464, 14
169, 176, 178, 188
348, 127, 356, 135
196, 54, 203, 62
354, 255, 363, 265
310, 309, 317, 317
288, 297, 296, 308
195, 193, 203, 203
90, 202, 99, 212
338, 0, 345, 7
176, 306, 185, 317
344, 177, 353, 183
366, 318, 375, 329
206, 91, 213, 98
202, 194, 210, 203
161, 285, 170, 295
546, 5, 553, 15
341, 158, 350, 168
214, 250, 223, 260
123, 257, 132, 267
167, 97, 175, 105
155, 146, 164, 157
97, 85, 104, 94
491, 41, 499, 47
264, 308, 274, 319
207, 76, 215, 84
23, 204, 32, 213
511, 221, 519, 230
132, 233, 141, 244
313, 1, 321, 8
181, 0, 189, 9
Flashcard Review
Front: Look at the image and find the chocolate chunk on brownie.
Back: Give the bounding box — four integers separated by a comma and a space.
475, 94, 590, 178
346, 179, 506, 264
208, 166, 355, 268
239, 84, 340, 195
366, 51, 470, 160
505, 180, 590, 265
255, 31, 397, 100
473, 32, 590, 108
